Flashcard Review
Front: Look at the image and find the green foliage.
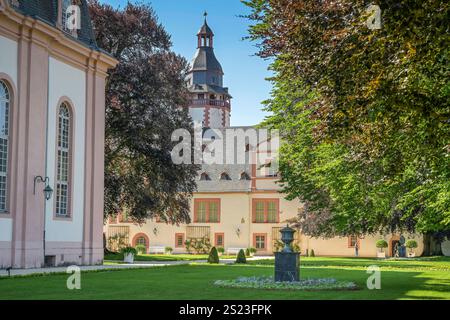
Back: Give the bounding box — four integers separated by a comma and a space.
89, 0, 199, 224
208, 247, 220, 264
120, 246, 137, 255
217, 247, 225, 254
135, 244, 146, 254
107, 233, 128, 252
376, 240, 388, 252
310, 249, 315, 257
244, 0, 450, 236
405, 240, 418, 249
184, 237, 211, 254
165, 247, 173, 254
236, 249, 247, 264
273, 240, 284, 252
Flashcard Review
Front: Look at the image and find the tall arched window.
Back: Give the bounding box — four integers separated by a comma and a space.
55, 103, 72, 217
0, 81, 10, 212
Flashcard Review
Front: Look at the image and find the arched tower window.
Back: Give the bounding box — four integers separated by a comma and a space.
0, 81, 11, 212
55, 103, 72, 217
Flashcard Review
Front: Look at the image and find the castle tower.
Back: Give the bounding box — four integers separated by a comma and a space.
186, 13, 232, 128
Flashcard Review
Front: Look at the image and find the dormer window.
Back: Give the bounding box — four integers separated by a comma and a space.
220, 173, 231, 181
240, 172, 251, 180
200, 172, 211, 181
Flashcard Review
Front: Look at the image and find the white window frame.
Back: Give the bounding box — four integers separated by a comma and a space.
0, 81, 10, 213
55, 103, 71, 217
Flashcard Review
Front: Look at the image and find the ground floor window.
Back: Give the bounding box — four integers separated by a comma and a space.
136, 236, 147, 247
215, 233, 224, 247
348, 235, 359, 248
131, 233, 149, 252
175, 233, 185, 248
254, 233, 267, 250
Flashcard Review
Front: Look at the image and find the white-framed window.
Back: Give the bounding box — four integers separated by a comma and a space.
0, 81, 10, 212
55, 103, 71, 217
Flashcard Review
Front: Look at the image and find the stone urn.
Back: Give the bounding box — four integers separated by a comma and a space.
274, 225, 299, 282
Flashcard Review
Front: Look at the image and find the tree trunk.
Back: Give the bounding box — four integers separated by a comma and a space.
422, 233, 433, 256
422, 232, 443, 256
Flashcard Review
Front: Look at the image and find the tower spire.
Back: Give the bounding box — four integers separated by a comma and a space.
197, 12, 214, 48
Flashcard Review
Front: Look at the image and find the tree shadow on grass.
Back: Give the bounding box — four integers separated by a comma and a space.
219, 264, 450, 300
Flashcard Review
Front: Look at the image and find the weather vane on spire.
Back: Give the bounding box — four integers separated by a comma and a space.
203, 11, 208, 21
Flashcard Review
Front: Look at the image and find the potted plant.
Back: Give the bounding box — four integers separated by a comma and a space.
376, 239, 388, 258
405, 240, 418, 257
165, 246, 173, 255
121, 246, 137, 263
217, 247, 225, 256
135, 244, 146, 255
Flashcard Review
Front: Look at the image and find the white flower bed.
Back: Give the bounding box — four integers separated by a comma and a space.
214, 276, 357, 291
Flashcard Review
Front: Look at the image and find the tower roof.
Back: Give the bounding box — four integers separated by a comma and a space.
190, 47, 223, 73
197, 21, 214, 36
197, 11, 214, 36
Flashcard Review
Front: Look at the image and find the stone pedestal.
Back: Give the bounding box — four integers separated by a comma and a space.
275, 252, 299, 282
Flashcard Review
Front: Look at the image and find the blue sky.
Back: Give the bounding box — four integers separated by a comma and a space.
99, 0, 273, 126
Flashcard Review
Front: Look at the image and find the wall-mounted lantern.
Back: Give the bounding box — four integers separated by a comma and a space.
33, 176, 53, 201
235, 226, 241, 237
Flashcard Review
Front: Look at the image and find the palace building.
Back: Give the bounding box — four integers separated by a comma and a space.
0, 0, 116, 268
106, 17, 424, 258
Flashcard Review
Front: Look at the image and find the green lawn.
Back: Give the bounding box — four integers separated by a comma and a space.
104, 253, 236, 262
1, 256, 449, 300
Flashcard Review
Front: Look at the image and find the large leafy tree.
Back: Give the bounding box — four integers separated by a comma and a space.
89, 1, 198, 224
244, 0, 450, 238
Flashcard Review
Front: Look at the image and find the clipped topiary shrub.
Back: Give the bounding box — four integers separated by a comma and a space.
135, 244, 146, 254
376, 239, 388, 252
236, 249, 247, 264
405, 239, 418, 256
310, 249, 315, 257
217, 247, 225, 256
208, 247, 220, 264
